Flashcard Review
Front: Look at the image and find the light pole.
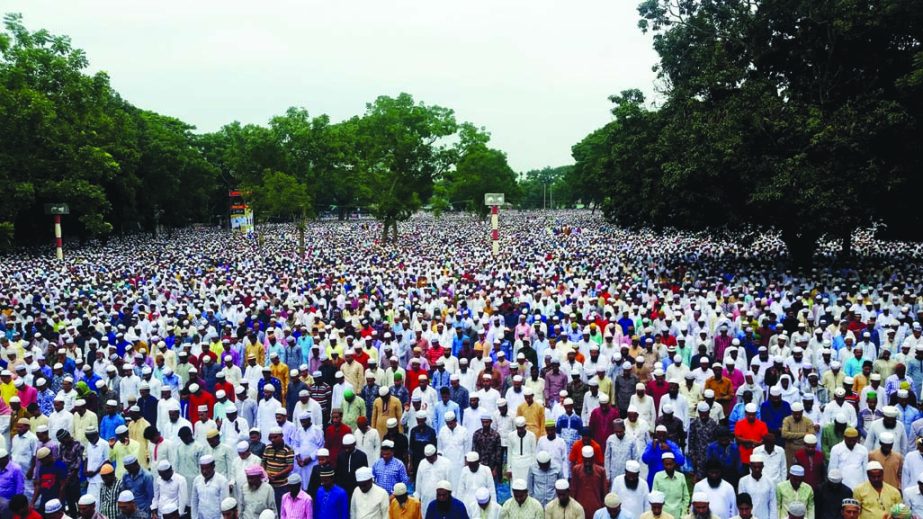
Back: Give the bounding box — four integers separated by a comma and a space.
44, 203, 69, 260
484, 193, 504, 256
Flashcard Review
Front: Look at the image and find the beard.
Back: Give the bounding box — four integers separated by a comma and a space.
695, 512, 711, 519
625, 478, 639, 490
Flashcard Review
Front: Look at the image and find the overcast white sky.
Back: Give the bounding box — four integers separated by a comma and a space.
6, 1, 660, 171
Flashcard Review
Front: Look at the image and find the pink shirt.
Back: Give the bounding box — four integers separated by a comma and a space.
281, 490, 313, 519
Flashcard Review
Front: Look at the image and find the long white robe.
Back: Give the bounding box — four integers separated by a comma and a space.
506, 430, 537, 482
291, 424, 324, 490
455, 464, 497, 509
256, 397, 282, 440
414, 455, 452, 512
437, 424, 470, 486
738, 474, 778, 519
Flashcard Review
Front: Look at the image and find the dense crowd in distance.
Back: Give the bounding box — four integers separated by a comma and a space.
1, 211, 923, 519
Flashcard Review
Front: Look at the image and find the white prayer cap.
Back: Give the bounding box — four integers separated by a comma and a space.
476, 487, 491, 504
880, 432, 895, 444
514, 416, 526, 427
605, 493, 621, 507
511, 479, 527, 491
466, 451, 480, 462
791, 402, 804, 412
118, 490, 135, 503
648, 491, 665, 504
745, 403, 758, 413
697, 402, 710, 412
536, 451, 551, 463
317, 448, 330, 456
78, 495, 97, 506
554, 479, 569, 491
625, 460, 641, 472
198, 454, 215, 465
157, 460, 172, 471
828, 469, 843, 483
342, 434, 356, 445
436, 480, 452, 491
220, 498, 238, 512
749, 454, 764, 463
355, 467, 373, 482
582, 446, 594, 458
445, 411, 456, 421
692, 492, 709, 503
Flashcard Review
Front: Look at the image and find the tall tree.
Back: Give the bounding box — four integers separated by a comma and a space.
355, 93, 458, 242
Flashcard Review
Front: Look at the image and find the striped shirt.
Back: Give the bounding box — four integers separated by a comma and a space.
262, 445, 295, 487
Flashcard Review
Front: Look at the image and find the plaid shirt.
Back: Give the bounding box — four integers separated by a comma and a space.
472, 427, 502, 470
370, 457, 408, 494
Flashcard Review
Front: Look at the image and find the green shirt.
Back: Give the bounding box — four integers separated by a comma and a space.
776, 481, 814, 519
653, 470, 690, 519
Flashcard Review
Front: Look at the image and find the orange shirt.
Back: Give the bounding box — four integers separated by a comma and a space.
734, 418, 768, 463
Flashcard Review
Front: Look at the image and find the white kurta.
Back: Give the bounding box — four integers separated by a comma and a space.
437, 424, 470, 486
506, 430, 537, 482
610, 476, 651, 519
415, 456, 452, 512
256, 397, 282, 440
455, 464, 497, 508
828, 442, 869, 489
691, 480, 738, 519
536, 436, 569, 478
738, 474, 778, 519
291, 424, 324, 489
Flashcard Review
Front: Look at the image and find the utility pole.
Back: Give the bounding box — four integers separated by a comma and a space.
484, 193, 505, 256
543, 183, 546, 210
44, 203, 69, 260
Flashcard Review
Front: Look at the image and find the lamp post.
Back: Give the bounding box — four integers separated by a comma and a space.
44, 203, 69, 260
484, 193, 504, 256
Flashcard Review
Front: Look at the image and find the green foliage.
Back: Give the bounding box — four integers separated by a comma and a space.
0, 16, 519, 246
517, 166, 574, 209
573, 0, 923, 263
244, 170, 312, 223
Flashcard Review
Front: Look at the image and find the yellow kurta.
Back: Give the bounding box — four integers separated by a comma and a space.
371, 396, 403, 437
110, 438, 144, 478
270, 362, 290, 401
245, 341, 265, 366
128, 417, 151, 468
852, 481, 902, 519
516, 402, 546, 438
389, 496, 422, 519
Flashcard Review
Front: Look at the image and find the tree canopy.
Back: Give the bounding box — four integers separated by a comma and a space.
0, 14, 522, 247
572, 0, 923, 264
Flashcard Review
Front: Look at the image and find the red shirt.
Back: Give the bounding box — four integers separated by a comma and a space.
734, 418, 768, 463
188, 390, 216, 422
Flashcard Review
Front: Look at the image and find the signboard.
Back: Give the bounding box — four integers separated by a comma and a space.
229, 190, 253, 233
484, 193, 505, 206
44, 203, 70, 215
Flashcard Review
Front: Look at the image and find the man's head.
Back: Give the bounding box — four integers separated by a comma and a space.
435, 480, 453, 503
117, 491, 137, 516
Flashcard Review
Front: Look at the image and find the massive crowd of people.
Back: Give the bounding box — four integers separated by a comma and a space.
1, 211, 923, 519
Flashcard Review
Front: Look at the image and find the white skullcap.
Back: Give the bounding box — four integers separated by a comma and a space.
511, 479, 527, 491
466, 451, 480, 462
118, 490, 135, 503
220, 498, 238, 512
342, 434, 356, 445
625, 460, 641, 472
649, 491, 665, 504
78, 495, 97, 506
554, 479, 569, 491
436, 480, 452, 491
697, 402, 710, 412
476, 487, 491, 504
355, 467, 373, 482
692, 492, 709, 503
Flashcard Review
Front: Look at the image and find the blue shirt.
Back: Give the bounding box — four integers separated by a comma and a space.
760, 400, 791, 432
425, 497, 469, 519
371, 457, 409, 494
99, 414, 126, 441
641, 440, 686, 487
0, 462, 25, 499
594, 509, 636, 519
119, 469, 154, 514
315, 484, 349, 519
433, 400, 461, 431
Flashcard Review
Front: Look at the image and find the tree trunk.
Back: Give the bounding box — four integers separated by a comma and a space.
382, 219, 391, 243
839, 229, 853, 263
338, 206, 347, 221
781, 228, 816, 269
391, 220, 399, 243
